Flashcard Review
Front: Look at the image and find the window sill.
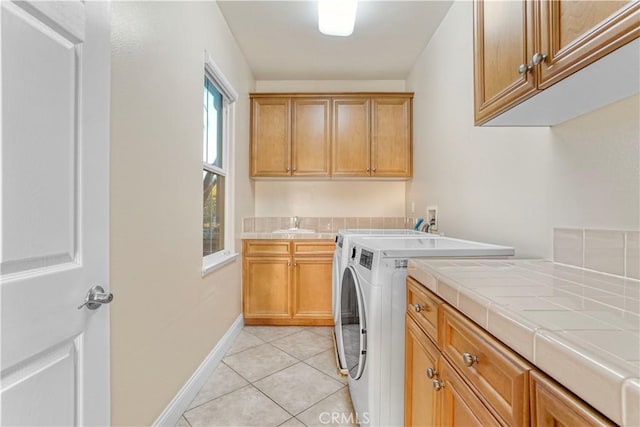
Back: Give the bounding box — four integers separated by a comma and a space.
202, 252, 239, 277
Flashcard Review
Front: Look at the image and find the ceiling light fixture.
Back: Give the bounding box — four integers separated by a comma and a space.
318, 0, 358, 37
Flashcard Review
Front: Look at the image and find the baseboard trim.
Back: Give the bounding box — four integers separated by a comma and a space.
153, 314, 244, 426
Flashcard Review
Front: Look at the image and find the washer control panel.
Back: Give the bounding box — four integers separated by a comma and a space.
359, 249, 374, 270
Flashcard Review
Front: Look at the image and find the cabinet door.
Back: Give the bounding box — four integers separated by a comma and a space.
530, 370, 615, 427
250, 97, 291, 177
371, 97, 412, 177
243, 257, 291, 321
538, 1, 640, 88
440, 358, 502, 427
331, 97, 371, 177
440, 305, 531, 427
292, 98, 331, 177
291, 257, 333, 324
405, 317, 441, 427
473, 0, 538, 125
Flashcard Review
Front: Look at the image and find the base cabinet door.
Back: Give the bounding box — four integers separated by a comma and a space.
405, 317, 441, 427
530, 370, 615, 427
440, 359, 502, 427
292, 257, 333, 323
243, 257, 291, 321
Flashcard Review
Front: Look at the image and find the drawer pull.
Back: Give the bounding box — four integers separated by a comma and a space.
412, 304, 423, 312
462, 352, 478, 367
426, 367, 438, 379
432, 379, 445, 391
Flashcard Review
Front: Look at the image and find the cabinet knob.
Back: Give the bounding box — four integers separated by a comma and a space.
294, 262, 297, 267
462, 352, 478, 367
426, 367, 438, 379
286, 167, 291, 172
372, 167, 376, 172
287, 261, 291, 267
518, 63, 531, 74
292, 167, 297, 171
432, 379, 445, 391
532, 52, 547, 66
366, 167, 370, 172
412, 303, 422, 313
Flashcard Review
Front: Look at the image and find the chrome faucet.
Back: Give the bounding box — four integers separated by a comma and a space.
293, 216, 300, 229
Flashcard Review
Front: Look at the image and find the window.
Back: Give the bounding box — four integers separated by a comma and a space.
202, 53, 238, 272
203, 76, 225, 257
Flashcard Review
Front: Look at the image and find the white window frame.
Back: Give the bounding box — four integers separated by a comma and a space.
202, 51, 239, 276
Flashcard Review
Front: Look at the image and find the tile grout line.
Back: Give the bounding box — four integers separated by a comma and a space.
183, 328, 341, 425
291, 384, 350, 418
183, 361, 254, 413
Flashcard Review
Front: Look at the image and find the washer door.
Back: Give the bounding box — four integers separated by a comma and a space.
340, 266, 367, 380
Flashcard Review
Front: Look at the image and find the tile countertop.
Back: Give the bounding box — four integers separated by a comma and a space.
407, 258, 640, 426
241, 232, 336, 240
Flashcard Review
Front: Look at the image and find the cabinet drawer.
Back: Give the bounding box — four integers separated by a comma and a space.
406, 277, 443, 343
441, 305, 531, 427
530, 370, 614, 427
293, 241, 335, 256
243, 240, 290, 256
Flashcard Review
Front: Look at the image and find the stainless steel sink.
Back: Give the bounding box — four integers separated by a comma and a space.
272, 228, 315, 234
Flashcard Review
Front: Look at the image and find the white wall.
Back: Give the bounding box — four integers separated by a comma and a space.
406, 0, 639, 258
110, 2, 254, 425
254, 181, 406, 217
254, 80, 408, 217
255, 80, 405, 92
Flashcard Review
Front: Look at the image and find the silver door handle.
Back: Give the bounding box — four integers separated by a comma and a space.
78, 285, 113, 310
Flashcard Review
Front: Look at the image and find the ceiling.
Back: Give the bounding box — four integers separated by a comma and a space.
217, 1, 453, 80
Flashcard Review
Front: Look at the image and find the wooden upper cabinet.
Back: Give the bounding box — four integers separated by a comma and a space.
250, 97, 291, 176
292, 97, 331, 177
371, 97, 412, 177
473, 0, 538, 125
331, 97, 371, 177
538, 1, 640, 88
250, 93, 412, 178
474, 0, 640, 125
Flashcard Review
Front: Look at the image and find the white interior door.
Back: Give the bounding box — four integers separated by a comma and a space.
1, 1, 111, 425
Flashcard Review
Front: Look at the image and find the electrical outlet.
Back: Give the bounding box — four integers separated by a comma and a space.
426, 206, 438, 232
410, 201, 415, 214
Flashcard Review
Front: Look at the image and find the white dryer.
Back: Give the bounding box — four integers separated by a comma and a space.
340, 236, 514, 426
332, 229, 433, 372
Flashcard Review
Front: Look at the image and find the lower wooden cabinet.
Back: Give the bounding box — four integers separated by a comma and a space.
440, 358, 502, 427
405, 275, 616, 426
243, 239, 334, 325
530, 370, 615, 427
405, 316, 441, 427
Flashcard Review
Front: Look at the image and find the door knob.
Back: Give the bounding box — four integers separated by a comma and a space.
78, 285, 113, 310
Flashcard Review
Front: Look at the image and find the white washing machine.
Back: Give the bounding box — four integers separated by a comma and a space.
332, 229, 433, 372
340, 236, 514, 426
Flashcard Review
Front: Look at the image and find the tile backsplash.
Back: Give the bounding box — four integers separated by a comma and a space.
554, 228, 640, 279
242, 216, 419, 234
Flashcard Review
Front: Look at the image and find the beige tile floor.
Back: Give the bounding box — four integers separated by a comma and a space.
177, 326, 357, 427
